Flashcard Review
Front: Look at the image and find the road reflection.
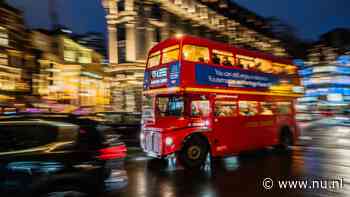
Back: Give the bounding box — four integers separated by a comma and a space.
115, 145, 350, 197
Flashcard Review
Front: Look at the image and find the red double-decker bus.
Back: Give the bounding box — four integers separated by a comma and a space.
141, 35, 302, 168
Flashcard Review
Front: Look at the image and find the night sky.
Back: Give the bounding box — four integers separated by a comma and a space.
7, 0, 350, 41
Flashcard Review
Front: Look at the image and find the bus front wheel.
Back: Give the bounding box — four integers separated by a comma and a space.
178, 135, 209, 169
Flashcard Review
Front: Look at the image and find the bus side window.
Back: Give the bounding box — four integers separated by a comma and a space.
191, 100, 210, 117
147, 51, 161, 67
215, 101, 237, 117
162, 45, 180, 64
239, 101, 258, 116
260, 102, 274, 115
276, 102, 292, 115
182, 45, 209, 63
212, 49, 234, 66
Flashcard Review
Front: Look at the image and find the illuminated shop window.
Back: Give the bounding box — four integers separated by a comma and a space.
77, 51, 92, 64
212, 49, 234, 66
0, 27, 8, 47
0, 53, 8, 66
276, 102, 292, 115
162, 45, 179, 64
64, 50, 76, 62
182, 45, 209, 63
260, 102, 274, 115
147, 51, 160, 68
191, 100, 210, 117
239, 101, 258, 116
215, 101, 237, 117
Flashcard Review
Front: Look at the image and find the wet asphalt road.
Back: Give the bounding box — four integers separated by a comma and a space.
111, 146, 350, 197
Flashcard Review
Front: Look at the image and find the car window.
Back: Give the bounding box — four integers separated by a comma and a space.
0, 124, 57, 152
123, 114, 141, 124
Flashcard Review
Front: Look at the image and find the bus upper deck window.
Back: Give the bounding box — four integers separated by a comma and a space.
182, 45, 209, 63
162, 45, 179, 64
212, 50, 234, 66
236, 55, 255, 70
147, 51, 161, 67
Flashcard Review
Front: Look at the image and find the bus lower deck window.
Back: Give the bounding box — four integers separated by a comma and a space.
260, 102, 274, 115
215, 101, 237, 117
157, 96, 184, 117
276, 102, 292, 115
191, 100, 210, 117
239, 101, 258, 116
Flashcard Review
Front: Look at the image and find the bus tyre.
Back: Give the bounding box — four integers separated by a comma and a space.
178, 135, 209, 169
277, 128, 293, 151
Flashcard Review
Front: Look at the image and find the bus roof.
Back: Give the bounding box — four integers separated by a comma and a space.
149, 35, 293, 65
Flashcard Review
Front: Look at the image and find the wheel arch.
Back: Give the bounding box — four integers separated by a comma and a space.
182, 132, 211, 152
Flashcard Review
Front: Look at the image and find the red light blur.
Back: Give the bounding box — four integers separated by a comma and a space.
98, 145, 127, 160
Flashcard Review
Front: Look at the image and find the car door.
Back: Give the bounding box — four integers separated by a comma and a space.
0, 123, 63, 195
0, 124, 41, 195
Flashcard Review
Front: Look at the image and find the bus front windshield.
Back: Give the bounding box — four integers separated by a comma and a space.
157, 96, 184, 117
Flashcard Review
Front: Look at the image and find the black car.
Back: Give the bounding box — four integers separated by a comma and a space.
0, 119, 128, 197
1, 112, 142, 147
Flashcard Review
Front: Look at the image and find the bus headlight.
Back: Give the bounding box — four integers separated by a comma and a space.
165, 137, 174, 146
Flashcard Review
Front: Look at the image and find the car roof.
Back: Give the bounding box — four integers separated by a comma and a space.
0, 119, 78, 128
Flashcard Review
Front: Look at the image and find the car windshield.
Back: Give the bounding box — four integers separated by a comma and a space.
157, 96, 184, 117
124, 114, 140, 124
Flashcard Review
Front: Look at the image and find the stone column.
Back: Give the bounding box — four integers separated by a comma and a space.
125, 0, 134, 11
107, 25, 118, 64
161, 12, 171, 41
146, 26, 155, 52
125, 23, 136, 62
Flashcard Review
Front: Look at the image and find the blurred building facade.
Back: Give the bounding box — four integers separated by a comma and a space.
297, 28, 350, 118
74, 32, 107, 62
0, 1, 35, 114
101, 0, 291, 112
29, 29, 112, 113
